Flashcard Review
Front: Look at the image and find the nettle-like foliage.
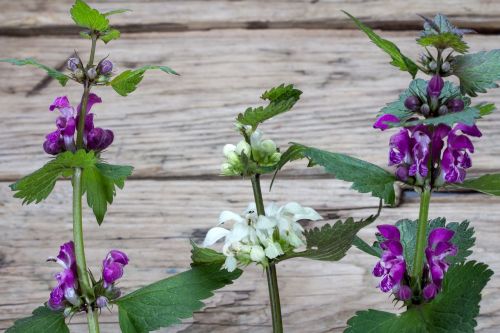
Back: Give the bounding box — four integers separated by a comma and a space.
305, 13, 499, 333
2, 2, 240, 333
195, 84, 383, 332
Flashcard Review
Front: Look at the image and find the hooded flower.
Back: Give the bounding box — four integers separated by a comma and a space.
373, 114, 400, 131
372, 225, 407, 294
423, 228, 457, 300
102, 250, 129, 288
44, 94, 114, 155
203, 202, 322, 272
48, 241, 80, 310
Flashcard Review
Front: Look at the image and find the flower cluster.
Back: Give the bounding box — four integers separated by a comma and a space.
44, 93, 114, 155
372, 225, 456, 302
203, 202, 322, 271
67, 57, 114, 84
47, 241, 128, 312
221, 129, 281, 176
374, 76, 481, 185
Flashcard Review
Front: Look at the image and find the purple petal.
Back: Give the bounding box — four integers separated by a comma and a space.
377, 225, 400, 241
395, 165, 409, 181
389, 261, 406, 284
373, 114, 400, 131
103, 261, 124, 287
427, 75, 444, 97
449, 134, 475, 152
57, 241, 76, 269
454, 123, 482, 138
380, 275, 394, 292
107, 250, 129, 266
373, 261, 384, 277
48, 286, 65, 310
430, 263, 445, 283
428, 228, 455, 248
55, 268, 76, 290
396, 285, 412, 301
49, 96, 70, 111
77, 93, 102, 115
423, 283, 438, 300
434, 241, 458, 258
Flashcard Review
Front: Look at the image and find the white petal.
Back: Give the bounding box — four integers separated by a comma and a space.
256, 216, 277, 230
223, 144, 236, 157
229, 223, 250, 242
265, 202, 280, 217
265, 242, 284, 259
235, 141, 251, 156
203, 227, 230, 247
250, 129, 263, 146
288, 231, 305, 248
219, 211, 244, 225
250, 245, 266, 262
223, 256, 237, 272
282, 202, 322, 221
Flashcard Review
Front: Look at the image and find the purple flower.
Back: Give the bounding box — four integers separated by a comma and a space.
47, 241, 80, 310
373, 225, 407, 293
102, 250, 129, 288
395, 284, 412, 301
389, 129, 412, 166
44, 93, 114, 154
373, 114, 400, 131
98, 60, 113, 75
427, 75, 444, 97
440, 123, 482, 183
408, 127, 431, 179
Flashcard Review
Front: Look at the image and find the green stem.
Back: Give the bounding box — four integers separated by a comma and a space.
250, 174, 283, 333
412, 187, 432, 291
73, 168, 100, 333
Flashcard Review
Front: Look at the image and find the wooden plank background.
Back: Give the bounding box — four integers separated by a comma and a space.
1, 1, 499, 332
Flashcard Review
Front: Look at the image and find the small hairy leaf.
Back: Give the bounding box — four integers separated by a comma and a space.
278, 204, 381, 261
453, 50, 500, 96
5, 306, 69, 333
417, 32, 469, 54
352, 236, 383, 257
190, 241, 226, 266
115, 264, 241, 333
103, 9, 131, 17
453, 173, 500, 196
110, 65, 178, 96
274, 144, 396, 204
100, 28, 121, 44
82, 163, 133, 224
70, 0, 109, 32
344, 11, 418, 78
10, 150, 96, 204
236, 84, 302, 129
346, 261, 493, 333
0, 58, 69, 86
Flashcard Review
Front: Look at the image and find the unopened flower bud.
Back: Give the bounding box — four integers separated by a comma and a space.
98, 59, 113, 75
96, 296, 109, 308
404, 95, 421, 111
427, 75, 444, 98
441, 61, 451, 73
235, 140, 251, 156
74, 69, 85, 81
428, 61, 438, 71
260, 139, 277, 155
420, 103, 431, 117
447, 98, 465, 112
87, 68, 97, 80
250, 245, 266, 262
423, 283, 438, 300
223, 144, 236, 157
396, 285, 412, 301
438, 105, 449, 116
67, 57, 81, 72
396, 165, 409, 181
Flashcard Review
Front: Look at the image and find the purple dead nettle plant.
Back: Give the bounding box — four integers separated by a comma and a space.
337, 13, 499, 332
2, 2, 242, 333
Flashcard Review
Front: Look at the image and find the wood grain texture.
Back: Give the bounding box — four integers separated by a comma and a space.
2, 0, 500, 35
0, 178, 499, 332
1, 31, 500, 180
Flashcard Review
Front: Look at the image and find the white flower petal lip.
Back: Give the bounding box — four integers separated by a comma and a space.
265, 242, 284, 259
256, 216, 277, 230
229, 223, 250, 243
219, 210, 245, 225
223, 256, 237, 272
281, 202, 322, 221
250, 245, 266, 262
265, 202, 280, 217
203, 227, 231, 247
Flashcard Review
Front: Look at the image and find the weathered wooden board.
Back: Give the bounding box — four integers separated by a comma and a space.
0, 178, 499, 332
2, 0, 500, 35
1, 31, 499, 180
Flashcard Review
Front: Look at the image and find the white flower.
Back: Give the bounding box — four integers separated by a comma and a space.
203, 202, 323, 271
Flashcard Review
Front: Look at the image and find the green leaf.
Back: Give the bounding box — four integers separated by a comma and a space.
0, 58, 69, 86
110, 65, 178, 96
190, 240, 226, 266
346, 261, 493, 333
343, 11, 418, 78
236, 84, 302, 129
70, 0, 109, 32
10, 150, 96, 204
477, 102, 496, 117
417, 32, 469, 54
115, 264, 241, 333
100, 28, 120, 44
5, 306, 69, 333
82, 162, 133, 224
352, 236, 382, 257
278, 204, 381, 261
453, 173, 500, 196
274, 144, 396, 204
103, 9, 131, 17
453, 50, 500, 97
407, 106, 479, 127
